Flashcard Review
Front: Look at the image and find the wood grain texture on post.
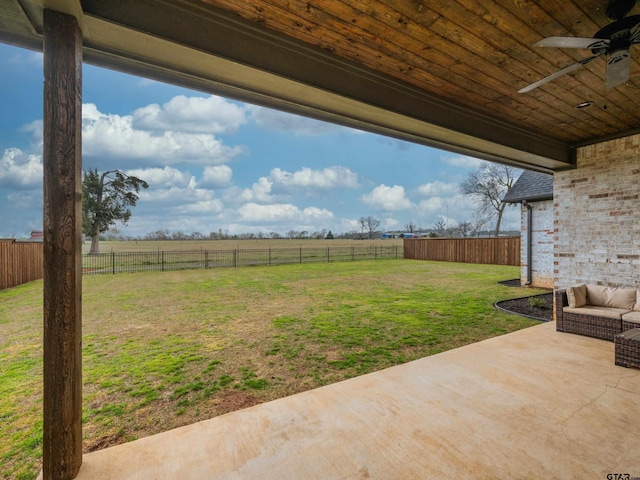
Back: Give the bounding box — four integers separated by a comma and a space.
42, 8, 83, 480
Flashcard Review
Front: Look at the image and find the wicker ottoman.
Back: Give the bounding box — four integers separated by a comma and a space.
614, 328, 640, 369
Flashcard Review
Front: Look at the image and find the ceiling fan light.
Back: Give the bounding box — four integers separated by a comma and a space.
574, 101, 594, 109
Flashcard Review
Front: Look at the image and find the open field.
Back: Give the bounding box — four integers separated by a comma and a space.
0, 260, 545, 479
82, 239, 403, 275
83, 238, 404, 254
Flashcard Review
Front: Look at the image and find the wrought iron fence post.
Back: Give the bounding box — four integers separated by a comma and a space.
269, 247, 271, 266
234, 249, 237, 268
112, 251, 115, 275
299, 247, 302, 264
327, 246, 330, 262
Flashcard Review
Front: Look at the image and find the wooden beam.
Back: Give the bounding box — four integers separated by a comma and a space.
42, 8, 83, 480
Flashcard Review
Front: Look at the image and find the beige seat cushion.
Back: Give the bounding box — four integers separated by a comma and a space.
563, 305, 630, 320
622, 311, 640, 324
567, 285, 587, 308
585, 284, 636, 310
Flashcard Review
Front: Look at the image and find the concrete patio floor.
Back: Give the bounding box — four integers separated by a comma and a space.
71, 322, 640, 479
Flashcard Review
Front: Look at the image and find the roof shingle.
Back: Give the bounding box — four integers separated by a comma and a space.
503, 170, 553, 203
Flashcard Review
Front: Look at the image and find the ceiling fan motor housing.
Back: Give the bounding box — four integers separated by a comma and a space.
591, 14, 640, 54
606, 0, 636, 20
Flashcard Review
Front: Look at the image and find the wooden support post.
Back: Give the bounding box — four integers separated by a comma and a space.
42, 9, 83, 480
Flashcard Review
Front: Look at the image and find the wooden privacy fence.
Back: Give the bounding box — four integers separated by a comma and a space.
404, 237, 520, 266
0, 239, 44, 290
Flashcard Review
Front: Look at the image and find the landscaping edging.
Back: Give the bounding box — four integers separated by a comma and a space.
496, 279, 553, 322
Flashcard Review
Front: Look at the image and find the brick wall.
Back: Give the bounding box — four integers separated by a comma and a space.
520, 199, 554, 288
554, 134, 640, 289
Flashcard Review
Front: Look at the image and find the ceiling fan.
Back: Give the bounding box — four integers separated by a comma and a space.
519, 0, 640, 93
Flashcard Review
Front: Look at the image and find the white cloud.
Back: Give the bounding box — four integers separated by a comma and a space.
138, 185, 212, 204
443, 155, 483, 169
201, 165, 233, 188
360, 184, 414, 211
237, 202, 333, 223
382, 218, 399, 229
82, 103, 246, 166
376, 136, 411, 151
125, 166, 194, 189
171, 199, 224, 215
417, 197, 445, 213
247, 105, 348, 135
270, 166, 359, 190
132, 95, 247, 134
7, 189, 42, 210
8, 50, 42, 66
417, 180, 458, 196
341, 218, 361, 233
224, 177, 275, 204
0, 148, 42, 188
21, 120, 43, 149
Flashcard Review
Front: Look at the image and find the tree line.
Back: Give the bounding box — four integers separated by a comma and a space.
82, 161, 521, 254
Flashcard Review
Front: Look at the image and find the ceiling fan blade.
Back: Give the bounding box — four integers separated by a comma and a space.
534, 36, 609, 49
606, 50, 631, 89
630, 21, 640, 44
518, 55, 600, 93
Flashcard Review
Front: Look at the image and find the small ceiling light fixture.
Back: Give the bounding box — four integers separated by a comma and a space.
574, 101, 594, 109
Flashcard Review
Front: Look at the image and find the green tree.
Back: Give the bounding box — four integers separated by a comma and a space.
82, 169, 148, 254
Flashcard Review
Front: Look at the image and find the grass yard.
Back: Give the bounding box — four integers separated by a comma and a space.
0, 260, 545, 479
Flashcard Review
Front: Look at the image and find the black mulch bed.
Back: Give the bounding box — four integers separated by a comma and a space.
496, 279, 553, 322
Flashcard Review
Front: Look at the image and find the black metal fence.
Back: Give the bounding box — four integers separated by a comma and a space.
83, 244, 402, 275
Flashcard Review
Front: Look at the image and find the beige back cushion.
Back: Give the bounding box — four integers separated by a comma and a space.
585, 284, 636, 310
635, 290, 640, 311
567, 285, 587, 308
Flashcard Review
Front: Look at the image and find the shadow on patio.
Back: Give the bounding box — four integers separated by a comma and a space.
65, 322, 640, 479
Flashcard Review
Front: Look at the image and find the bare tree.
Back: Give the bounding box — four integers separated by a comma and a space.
404, 220, 417, 233
432, 219, 447, 237
460, 162, 520, 236
359, 216, 381, 239
450, 221, 472, 238
470, 217, 491, 237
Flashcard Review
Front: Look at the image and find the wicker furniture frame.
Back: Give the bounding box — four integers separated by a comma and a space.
614, 328, 640, 368
554, 289, 624, 341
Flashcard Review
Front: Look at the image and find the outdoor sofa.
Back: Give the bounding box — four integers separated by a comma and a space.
555, 284, 640, 341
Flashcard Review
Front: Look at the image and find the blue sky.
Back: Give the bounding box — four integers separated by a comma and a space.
0, 42, 520, 239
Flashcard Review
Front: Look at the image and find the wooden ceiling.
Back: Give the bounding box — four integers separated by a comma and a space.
203, 0, 640, 143
4, 0, 640, 172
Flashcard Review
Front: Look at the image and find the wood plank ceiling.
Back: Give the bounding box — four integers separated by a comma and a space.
201, 0, 640, 145
3, 0, 640, 171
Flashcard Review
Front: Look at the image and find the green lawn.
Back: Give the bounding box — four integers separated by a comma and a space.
0, 260, 544, 480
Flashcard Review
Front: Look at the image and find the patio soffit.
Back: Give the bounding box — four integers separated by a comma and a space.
5, 1, 640, 172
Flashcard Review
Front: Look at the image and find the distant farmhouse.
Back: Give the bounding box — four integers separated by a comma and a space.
381, 232, 420, 239
503, 170, 553, 288
29, 230, 44, 241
